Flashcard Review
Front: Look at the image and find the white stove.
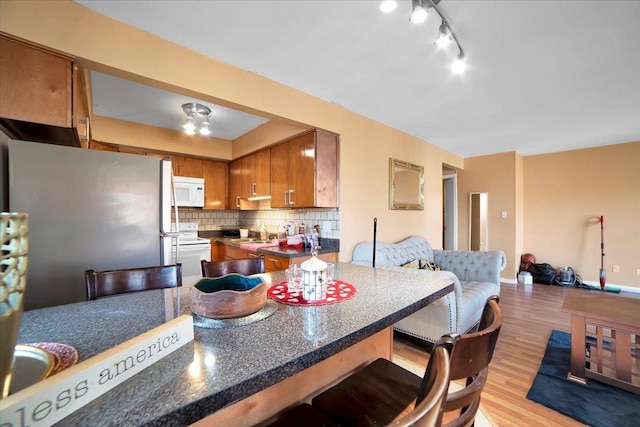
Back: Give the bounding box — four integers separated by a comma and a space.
172, 222, 211, 285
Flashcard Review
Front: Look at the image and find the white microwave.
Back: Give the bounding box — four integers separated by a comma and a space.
173, 176, 205, 207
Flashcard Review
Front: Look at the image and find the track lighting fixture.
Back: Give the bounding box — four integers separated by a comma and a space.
182, 102, 212, 136
380, 0, 467, 74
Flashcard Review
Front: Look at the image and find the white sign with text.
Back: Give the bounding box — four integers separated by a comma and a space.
0, 315, 194, 427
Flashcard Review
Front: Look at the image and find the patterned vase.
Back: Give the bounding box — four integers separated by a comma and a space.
0, 213, 28, 398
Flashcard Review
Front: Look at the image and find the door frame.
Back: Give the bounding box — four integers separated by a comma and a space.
442, 173, 458, 250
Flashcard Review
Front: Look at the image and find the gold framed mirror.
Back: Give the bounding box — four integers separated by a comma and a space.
389, 158, 424, 210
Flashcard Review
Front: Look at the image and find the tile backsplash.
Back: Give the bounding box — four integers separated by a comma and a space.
174, 207, 340, 238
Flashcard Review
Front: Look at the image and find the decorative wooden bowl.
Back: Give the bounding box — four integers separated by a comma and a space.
190, 274, 267, 319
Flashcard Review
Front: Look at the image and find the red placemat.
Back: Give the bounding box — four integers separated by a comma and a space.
268, 280, 356, 306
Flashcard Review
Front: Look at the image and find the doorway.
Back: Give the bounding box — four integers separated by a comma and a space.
442, 174, 458, 250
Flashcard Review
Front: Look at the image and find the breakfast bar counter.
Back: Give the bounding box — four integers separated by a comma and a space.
14, 263, 453, 426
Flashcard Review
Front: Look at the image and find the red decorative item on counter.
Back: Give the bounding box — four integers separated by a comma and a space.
268, 280, 356, 306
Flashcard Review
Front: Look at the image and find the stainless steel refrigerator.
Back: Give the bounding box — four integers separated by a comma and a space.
8, 140, 174, 310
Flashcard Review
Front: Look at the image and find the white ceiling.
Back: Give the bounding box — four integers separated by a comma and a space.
77, 0, 640, 157
91, 71, 270, 140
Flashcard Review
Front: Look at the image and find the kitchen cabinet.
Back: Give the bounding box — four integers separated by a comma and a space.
202, 159, 228, 210
90, 141, 118, 152
264, 252, 338, 272
172, 155, 203, 178
219, 244, 253, 261
228, 149, 270, 208
271, 129, 339, 208
0, 35, 88, 147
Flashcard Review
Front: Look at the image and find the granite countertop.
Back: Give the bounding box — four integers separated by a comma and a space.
16, 263, 453, 426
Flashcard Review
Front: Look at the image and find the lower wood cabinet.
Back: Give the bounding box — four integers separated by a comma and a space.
264, 252, 338, 272
217, 244, 338, 272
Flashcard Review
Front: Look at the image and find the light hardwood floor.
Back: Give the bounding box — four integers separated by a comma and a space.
393, 282, 586, 427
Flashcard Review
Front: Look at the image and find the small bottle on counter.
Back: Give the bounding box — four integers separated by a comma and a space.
278, 222, 286, 239
298, 222, 305, 235
259, 222, 268, 241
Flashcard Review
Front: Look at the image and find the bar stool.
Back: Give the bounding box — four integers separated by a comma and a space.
201, 257, 264, 277
264, 336, 453, 427
311, 295, 502, 427
85, 264, 182, 300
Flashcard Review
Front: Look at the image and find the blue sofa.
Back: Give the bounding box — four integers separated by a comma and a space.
351, 235, 506, 343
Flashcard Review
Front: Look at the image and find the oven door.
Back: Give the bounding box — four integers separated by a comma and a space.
177, 242, 211, 286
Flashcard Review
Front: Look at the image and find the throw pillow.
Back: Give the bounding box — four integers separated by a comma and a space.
420, 259, 441, 271
402, 259, 421, 269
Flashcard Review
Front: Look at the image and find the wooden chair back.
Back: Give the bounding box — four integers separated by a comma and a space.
391, 337, 453, 427
200, 257, 264, 277
85, 264, 182, 300
442, 295, 502, 427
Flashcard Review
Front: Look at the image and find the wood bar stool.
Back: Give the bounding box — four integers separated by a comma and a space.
264, 339, 452, 427
201, 257, 264, 277
85, 264, 182, 300
311, 295, 502, 427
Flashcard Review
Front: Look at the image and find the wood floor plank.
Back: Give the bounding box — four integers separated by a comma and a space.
393, 282, 586, 426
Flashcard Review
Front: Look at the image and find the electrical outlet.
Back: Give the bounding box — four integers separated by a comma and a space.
612, 265, 620, 273
501, 211, 507, 219
637, 268, 640, 276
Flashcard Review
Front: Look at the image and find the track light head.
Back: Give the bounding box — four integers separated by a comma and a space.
380, 0, 397, 13
410, 3, 428, 23
435, 22, 451, 48
452, 52, 466, 74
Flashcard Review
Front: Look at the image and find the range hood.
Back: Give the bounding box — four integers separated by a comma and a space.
0, 118, 81, 147
238, 197, 272, 211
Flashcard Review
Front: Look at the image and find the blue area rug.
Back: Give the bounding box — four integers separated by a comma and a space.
527, 330, 640, 427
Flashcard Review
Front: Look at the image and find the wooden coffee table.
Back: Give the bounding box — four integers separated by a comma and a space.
562, 289, 640, 394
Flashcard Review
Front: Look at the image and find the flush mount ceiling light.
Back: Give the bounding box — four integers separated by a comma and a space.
380, 0, 467, 74
182, 102, 212, 136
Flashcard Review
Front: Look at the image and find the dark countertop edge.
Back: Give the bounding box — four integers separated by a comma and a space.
147, 282, 454, 426
255, 246, 337, 259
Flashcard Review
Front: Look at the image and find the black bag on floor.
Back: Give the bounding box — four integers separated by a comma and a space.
526, 263, 557, 285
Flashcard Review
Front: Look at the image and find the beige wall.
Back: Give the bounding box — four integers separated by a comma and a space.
0, 0, 464, 261
524, 142, 640, 288
232, 121, 311, 159
457, 152, 520, 278
92, 116, 233, 160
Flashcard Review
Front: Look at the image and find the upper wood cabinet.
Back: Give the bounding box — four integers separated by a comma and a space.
228, 149, 271, 207
203, 159, 228, 210
172, 155, 203, 178
0, 35, 90, 146
0, 36, 71, 127
271, 129, 339, 208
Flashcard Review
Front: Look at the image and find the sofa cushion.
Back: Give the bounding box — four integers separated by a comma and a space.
401, 258, 421, 269
421, 259, 441, 271
457, 280, 500, 333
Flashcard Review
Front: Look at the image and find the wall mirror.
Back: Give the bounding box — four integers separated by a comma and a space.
469, 192, 488, 251
389, 158, 424, 210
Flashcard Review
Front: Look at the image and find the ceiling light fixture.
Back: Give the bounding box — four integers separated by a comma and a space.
182, 102, 212, 136
381, 0, 467, 74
